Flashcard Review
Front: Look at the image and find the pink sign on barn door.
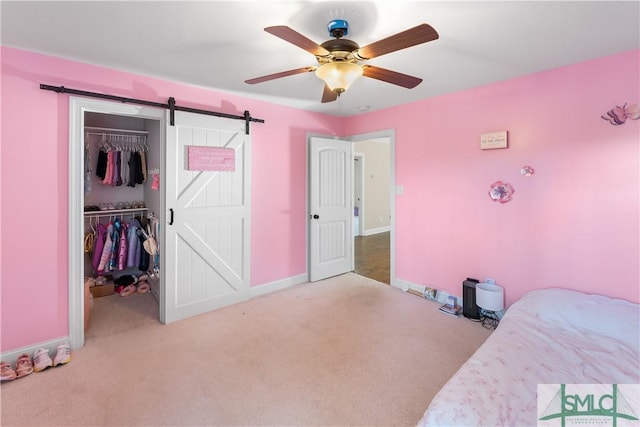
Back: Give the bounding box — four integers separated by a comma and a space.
187, 146, 235, 171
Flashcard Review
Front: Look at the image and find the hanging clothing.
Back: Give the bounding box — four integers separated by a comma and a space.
96, 149, 146, 188
95, 150, 107, 180
137, 229, 150, 272
92, 223, 107, 271
88, 214, 159, 276
97, 223, 114, 275
117, 222, 129, 270
140, 151, 148, 183
127, 219, 142, 269
84, 144, 92, 194
127, 152, 144, 187
114, 151, 122, 187
103, 151, 115, 186
121, 153, 130, 187
108, 219, 121, 271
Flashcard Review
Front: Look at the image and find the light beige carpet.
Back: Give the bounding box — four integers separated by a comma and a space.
0, 273, 491, 426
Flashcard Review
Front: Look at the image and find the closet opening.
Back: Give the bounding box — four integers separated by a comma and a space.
70, 98, 166, 349
83, 112, 162, 335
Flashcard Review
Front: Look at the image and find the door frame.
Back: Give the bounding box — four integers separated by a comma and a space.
306, 129, 396, 288
68, 97, 166, 349
353, 152, 365, 237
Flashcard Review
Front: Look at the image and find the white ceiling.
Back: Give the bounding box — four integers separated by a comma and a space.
2, 1, 639, 117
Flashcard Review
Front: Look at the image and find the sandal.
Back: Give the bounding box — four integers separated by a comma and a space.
1, 362, 17, 381
120, 284, 136, 297
15, 354, 33, 378
137, 281, 151, 294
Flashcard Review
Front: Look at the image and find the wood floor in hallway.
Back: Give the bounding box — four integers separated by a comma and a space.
355, 231, 390, 284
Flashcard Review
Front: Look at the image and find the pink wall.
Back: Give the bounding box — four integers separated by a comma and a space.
2, 46, 638, 353
0, 47, 344, 352
346, 49, 640, 306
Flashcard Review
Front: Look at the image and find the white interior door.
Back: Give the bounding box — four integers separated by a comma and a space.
309, 136, 352, 282
164, 111, 251, 323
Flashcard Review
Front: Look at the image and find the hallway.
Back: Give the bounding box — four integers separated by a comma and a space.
354, 231, 390, 284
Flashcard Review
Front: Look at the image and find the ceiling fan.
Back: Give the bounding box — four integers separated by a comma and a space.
245, 19, 439, 103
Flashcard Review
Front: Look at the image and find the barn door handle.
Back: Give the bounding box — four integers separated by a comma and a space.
169, 208, 174, 225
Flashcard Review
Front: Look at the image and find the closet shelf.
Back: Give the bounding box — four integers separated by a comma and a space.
84, 208, 149, 217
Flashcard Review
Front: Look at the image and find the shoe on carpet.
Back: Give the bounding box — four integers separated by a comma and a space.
53, 342, 71, 366
1, 362, 17, 381
33, 348, 53, 372
15, 353, 34, 378
137, 281, 151, 294
120, 284, 136, 297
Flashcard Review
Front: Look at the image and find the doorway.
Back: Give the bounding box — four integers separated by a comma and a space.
69, 97, 166, 349
351, 136, 391, 284
306, 129, 395, 287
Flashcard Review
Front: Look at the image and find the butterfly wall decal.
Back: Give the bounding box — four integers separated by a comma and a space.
601, 102, 640, 125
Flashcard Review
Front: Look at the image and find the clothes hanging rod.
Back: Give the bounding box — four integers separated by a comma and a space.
85, 132, 148, 145
40, 84, 264, 134
84, 208, 149, 217
85, 126, 149, 135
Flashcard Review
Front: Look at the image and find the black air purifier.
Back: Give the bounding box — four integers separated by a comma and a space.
463, 278, 481, 319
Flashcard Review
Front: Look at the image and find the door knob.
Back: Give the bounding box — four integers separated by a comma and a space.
312, 214, 320, 219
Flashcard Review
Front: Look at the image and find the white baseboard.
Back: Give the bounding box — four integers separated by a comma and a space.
361, 226, 390, 236
250, 273, 308, 298
1, 336, 69, 365
394, 278, 460, 305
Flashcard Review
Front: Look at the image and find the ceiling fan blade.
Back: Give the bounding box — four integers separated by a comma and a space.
245, 67, 315, 84
321, 84, 338, 103
264, 26, 330, 57
356, 23, 439, 60
362, 65, 423, 89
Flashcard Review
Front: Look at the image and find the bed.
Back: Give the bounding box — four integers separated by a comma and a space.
418, 287, 640, 426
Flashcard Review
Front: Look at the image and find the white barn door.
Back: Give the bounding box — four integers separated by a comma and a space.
309, 136, 353, 282
164, 111, 250, 323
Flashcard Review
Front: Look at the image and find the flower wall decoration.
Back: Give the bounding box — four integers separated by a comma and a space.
601, 102, 640, 125
489, 181, 515, 204
520, 165, 534, 177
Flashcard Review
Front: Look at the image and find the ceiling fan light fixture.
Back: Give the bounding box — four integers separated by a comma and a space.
315, 62, 363, 93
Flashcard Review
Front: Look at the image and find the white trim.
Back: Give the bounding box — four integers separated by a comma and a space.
68, 97, 166, 349
361, 226, 391, 236
353, 152, 365, 237
250, 274, 308, 298
395, 278, 460, 305
68, 100, 85, 350
0, 336, 68, 364
394, 278, 416, 292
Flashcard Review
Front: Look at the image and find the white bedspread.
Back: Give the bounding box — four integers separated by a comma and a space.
418, 288, 640, 427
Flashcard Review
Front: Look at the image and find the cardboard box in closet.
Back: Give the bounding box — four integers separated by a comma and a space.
90, 283, 115, 298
